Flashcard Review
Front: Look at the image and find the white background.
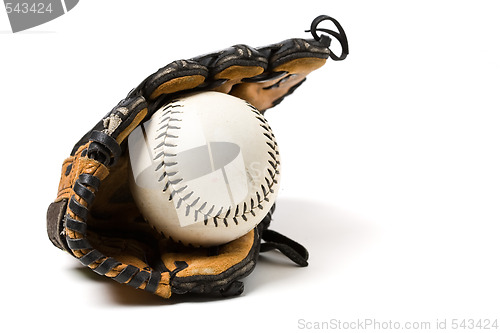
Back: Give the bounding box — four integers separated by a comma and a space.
1, 1, 499, 332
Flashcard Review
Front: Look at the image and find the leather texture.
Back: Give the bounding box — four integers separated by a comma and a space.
46, 17, 348, 299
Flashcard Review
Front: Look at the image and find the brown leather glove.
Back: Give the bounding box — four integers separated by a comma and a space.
46, 15, 348, 299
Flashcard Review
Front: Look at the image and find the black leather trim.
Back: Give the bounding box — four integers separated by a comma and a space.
80, 249, 106, 266
94, 258, 121, 275
112, 265, 139, 283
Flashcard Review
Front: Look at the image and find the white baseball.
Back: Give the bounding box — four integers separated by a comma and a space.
127, 91, 280, 247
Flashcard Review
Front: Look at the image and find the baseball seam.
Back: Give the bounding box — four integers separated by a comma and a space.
153, 99, 280, 228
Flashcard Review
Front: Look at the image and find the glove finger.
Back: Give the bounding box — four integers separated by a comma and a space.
230, 38, 330, 111
143, 60, 209, 100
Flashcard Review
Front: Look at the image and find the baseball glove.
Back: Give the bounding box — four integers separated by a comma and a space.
46, 15, 348, 299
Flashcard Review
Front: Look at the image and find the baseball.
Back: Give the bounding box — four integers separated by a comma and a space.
127, 91, 280, 247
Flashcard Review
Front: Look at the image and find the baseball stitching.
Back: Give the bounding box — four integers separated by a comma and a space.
152, 99, 280, 228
